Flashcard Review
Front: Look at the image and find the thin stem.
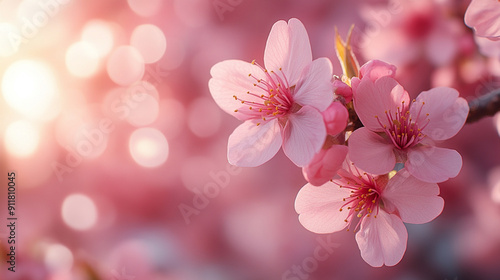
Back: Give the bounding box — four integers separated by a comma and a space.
466, 88, 500, 123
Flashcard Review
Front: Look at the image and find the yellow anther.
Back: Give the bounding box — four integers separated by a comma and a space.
234, 109, 238, 112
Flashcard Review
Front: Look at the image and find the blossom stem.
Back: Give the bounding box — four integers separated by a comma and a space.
466, 88, 500, 123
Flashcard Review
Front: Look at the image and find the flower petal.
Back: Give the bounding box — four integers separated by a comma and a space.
348, 127, 396, 175
411, 87, 469, 141
295, 182, 351, 234
293, 57, 334, 111
465, 0, 500, 40
282, 106, 326, 167
264, 18, 312, 85
358, 59, 397, 82
383, 169, 444, 224
355, 210, 408, 267
209, 60, 267, 120
322, 101, 349, 136
227, 119, 282, 167
354, 76, 410, 131
302, 145, 348, 186
333, 79, 353, 103
406, 145, 462, 183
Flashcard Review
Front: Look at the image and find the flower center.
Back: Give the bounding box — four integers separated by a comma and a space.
335, 164, 382, 231
375, 100, 430, 150
233, 60, 294, 126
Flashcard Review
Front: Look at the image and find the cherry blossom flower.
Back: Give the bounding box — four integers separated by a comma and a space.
295, 162, 444, 267
349, 70, 469, 183
465, 0, 500, 41
302, 144, 348, 186
209, 18, 334, 167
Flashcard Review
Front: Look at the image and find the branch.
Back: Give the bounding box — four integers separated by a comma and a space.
466, 88, 500, 123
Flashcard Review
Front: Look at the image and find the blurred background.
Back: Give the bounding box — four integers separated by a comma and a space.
0, 0, 499, 279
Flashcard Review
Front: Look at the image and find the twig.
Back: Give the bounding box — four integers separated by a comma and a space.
466, 88, 500, 123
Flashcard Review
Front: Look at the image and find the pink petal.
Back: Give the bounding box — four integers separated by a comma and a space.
209, 60, 267, 120
333, 79, 353, 103
282, 106, 326, 167
382, 169, 444, 224
358, 60, 397, 82
411, 87, 469, 141
465, 0, 500, 40
322, 102, 349, 136
264, 18, 312, 85
355, 210, 408, 267
227, 119, 282, 167
348, 127, 396, 175
302, 145, 348, 186
406, 145, 462, 183
354, 76, 410, 131
295, 182, 351, 234
293, 57, 334, 111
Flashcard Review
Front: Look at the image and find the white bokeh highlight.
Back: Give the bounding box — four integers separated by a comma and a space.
61, 194, 98, 231
129, 128, 169, 168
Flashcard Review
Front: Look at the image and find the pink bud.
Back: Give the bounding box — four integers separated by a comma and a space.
322, 101, 348, 136
302, 145, 348, 186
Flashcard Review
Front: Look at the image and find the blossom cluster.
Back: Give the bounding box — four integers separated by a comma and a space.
209, 18, 470, 267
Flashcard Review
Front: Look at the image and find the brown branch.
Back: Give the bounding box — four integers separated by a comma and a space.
466, 88, 500, 123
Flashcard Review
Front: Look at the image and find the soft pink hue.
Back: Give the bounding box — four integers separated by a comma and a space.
322, 101, 349, 136
351, 60, 397, 93
295, 163, 444, 267
333, 79, 353, 103
465, 0, 500, 41
360, 0, 463, 66
349, 67, 469, 183
302, 145, 348, 186
209, 18, 334, 167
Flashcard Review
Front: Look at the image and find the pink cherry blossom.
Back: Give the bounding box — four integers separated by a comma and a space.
209, 18, 334, 167
465, 0, 500, 41
333, 79, 353, 103
295, 162, 444, 267
322, 101, 349, 136
351, 59, 397, 93
349, 74, 469, 183
302, 144, 348, 186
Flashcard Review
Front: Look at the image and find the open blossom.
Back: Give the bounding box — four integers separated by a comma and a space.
209, 18, 334, 167
295, 162, 444, 267
465, 0, 500, 41
348, 61, 469, 183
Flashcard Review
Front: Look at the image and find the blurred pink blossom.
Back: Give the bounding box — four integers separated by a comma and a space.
295, 162, 444, 267
349, 61, 469, 182
360, 0, 463, 66
209, 18, 334, 167
465, 0, 500, 41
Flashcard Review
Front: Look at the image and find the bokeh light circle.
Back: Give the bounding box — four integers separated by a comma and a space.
61, 194, 98, 231
127, 0, 162, 17
81, 19, 115, 58
129, 128, 169, 168
65, 41, 100, 78
44, 244, 74, 272
130, 24, 166, 63
107, 45, 145, 86
5, 120, 40, 158
2, 60, 59, 120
